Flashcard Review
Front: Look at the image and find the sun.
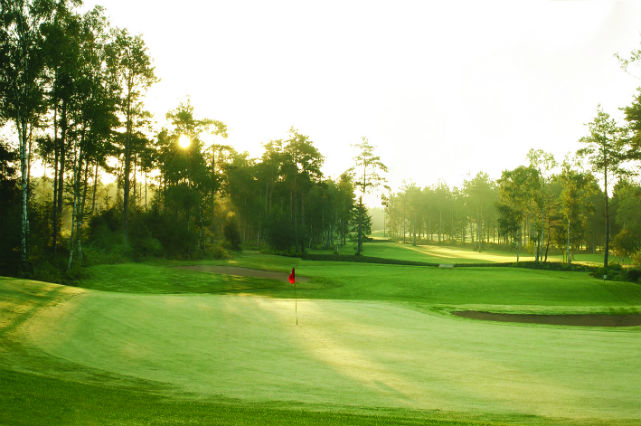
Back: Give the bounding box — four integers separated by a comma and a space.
178, 134, 191, 149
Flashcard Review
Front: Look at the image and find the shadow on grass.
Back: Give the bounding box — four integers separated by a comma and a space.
0, 285, 65, 337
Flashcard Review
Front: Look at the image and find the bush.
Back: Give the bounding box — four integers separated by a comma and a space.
206, 240, 230, 259
626, 268, 641, 283
588, 263, 641, 283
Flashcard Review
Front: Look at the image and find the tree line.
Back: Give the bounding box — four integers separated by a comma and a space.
1, 0, 640, 282
0, 0, 388, 280
384, 104, 641, 267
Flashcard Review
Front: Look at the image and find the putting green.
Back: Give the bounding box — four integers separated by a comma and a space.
15, 280, 640, 424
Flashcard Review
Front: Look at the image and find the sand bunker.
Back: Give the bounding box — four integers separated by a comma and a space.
452, 310, 641, 327
178, 265, 309, 283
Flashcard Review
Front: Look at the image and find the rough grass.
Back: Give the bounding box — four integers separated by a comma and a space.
1, 249, 640, 426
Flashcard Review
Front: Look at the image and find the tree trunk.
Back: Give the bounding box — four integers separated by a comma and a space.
18, 118, 30, 272
52, 104, 59, 252
123, 140, 131, 246
300, 193, 306, 255
402, 198, 406, 244
535, 221, 541, 263
293, 192, 299, 255
132, 157, 137, 207
412, 215, 417, 246
27, 123, 33, 202
123, 84, 133, 247
450, 209, 454, 243
544, 230, 551, 263
516, 225, 520, 263
603, 165, 609, 270
54, 101, 68, 254
144, 172, 148, 209
77, 158, 90, 264
566, 217, 571, 265
476, 211, 481, 252
68, 142, 80, 270
357, 196, 363, 255
91, 163, 98, 215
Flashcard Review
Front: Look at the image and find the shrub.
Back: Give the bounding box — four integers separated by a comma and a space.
588, 263, 641, 283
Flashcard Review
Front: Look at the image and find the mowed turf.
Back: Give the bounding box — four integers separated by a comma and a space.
1, 252, 640, 425
326, 240, 631, 266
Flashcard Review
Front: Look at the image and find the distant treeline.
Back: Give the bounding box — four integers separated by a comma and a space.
0, 1, 639, 282
384, 153, 640, 265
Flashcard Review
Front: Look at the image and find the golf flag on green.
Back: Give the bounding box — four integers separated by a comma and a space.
289, 268, 295, 285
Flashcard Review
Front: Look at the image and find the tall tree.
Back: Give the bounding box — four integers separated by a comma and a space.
106, 28, 156, 246
0, 0, 57, 271
611, 180, 641, 260
156, 101, 226, 254
352, 137, 387, 256
463, 172, 497, 252
497, 166, 540, 262
66, 7, 117, 269
558, 162, 597, 264
622, 88, 641, 165
578, 106, 626, 269
281, 128, 323, 255
527, 149, 557, 262
617, 41, 641, 165
40, 0, 82, 253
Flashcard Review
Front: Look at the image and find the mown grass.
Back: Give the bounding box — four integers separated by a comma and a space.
322, 240, 631, 266
1, 367, 494, 426
77, 255, 641, 314
1, 247, 640, 426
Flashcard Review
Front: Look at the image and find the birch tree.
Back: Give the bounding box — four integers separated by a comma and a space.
0, 0, 56, 272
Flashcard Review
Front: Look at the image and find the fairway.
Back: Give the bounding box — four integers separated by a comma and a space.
2, 255, 640, 426
328, 241, 630, 266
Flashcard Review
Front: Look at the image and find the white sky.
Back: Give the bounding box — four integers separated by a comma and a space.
82, 0, 640, 203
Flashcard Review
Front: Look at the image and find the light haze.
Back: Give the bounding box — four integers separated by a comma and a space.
83, 0, 641, 203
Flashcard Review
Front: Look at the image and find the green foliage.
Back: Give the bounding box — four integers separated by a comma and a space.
265, 211, 296, 252
0, 142, 20, 275
86, 207, 179, 261
611, 180, 641, 260
589, 263, 641, 283
612, 229, 640, 259
223, 213, 241, 251
352, 137, 387, 255
350, 204, 372, 250
143, 208, 197, 258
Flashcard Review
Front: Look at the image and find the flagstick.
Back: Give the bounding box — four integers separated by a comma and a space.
294, 281, 299, 326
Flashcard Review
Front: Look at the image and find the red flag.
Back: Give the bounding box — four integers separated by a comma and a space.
289, 267, 295, 285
